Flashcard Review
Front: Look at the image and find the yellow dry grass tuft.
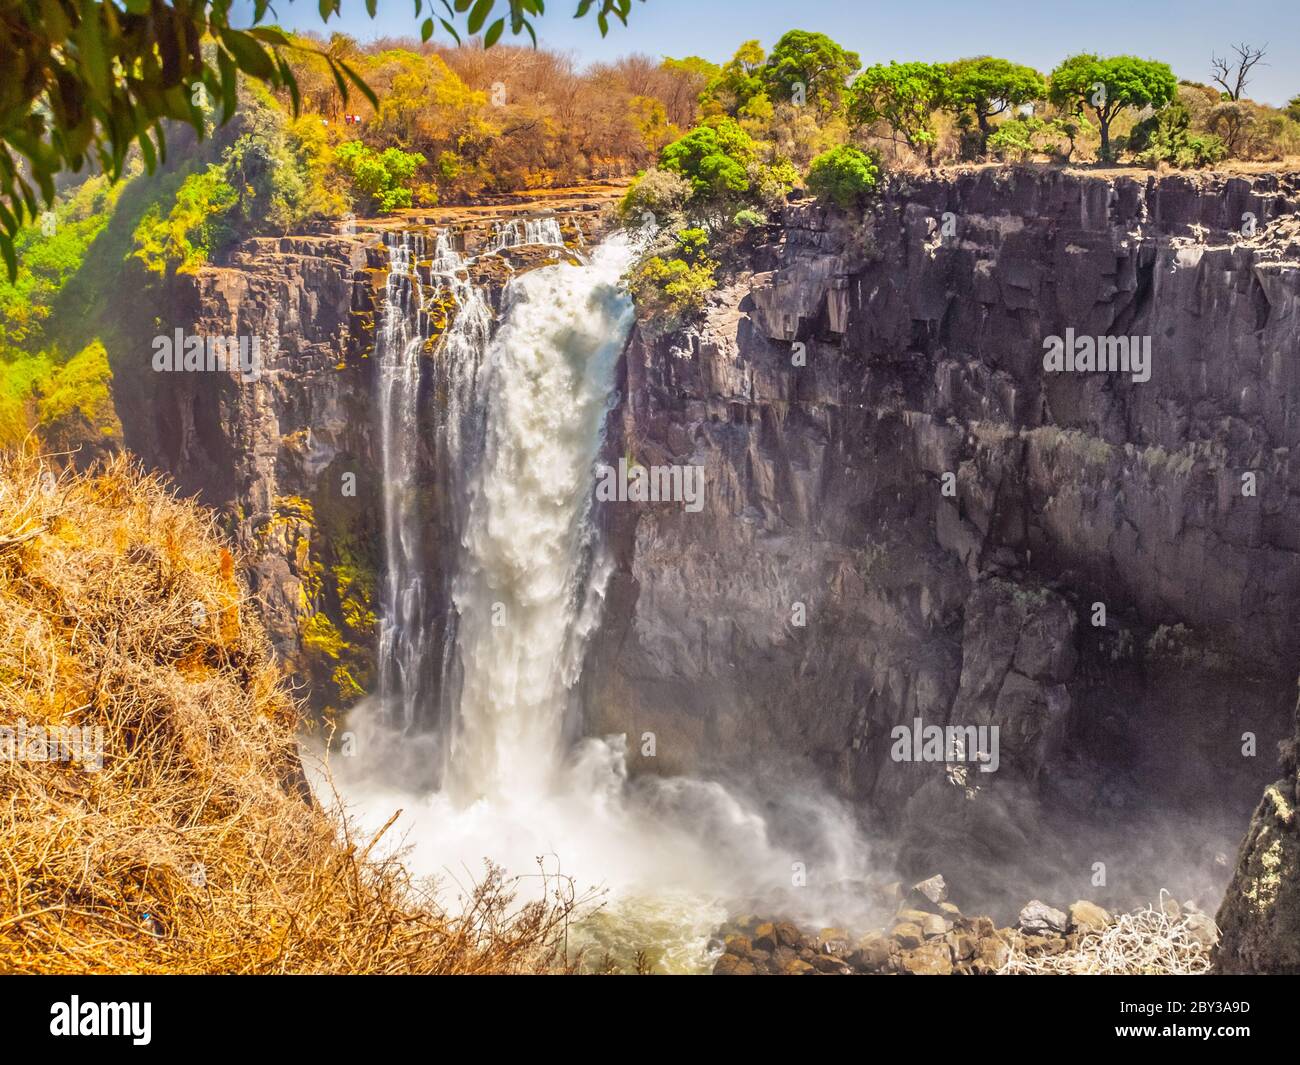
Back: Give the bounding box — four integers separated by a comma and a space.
0, 449, 578, 973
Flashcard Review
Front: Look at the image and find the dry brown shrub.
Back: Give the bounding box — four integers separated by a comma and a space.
0, 449, 580, 974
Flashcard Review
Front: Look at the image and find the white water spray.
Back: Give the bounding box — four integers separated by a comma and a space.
444, 236, 630, 801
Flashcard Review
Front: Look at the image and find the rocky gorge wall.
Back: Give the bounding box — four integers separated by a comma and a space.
581, 167, 1300, 962
114, 167, 1300, 970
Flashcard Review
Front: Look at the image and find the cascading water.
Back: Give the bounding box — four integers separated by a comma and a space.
487, 216, 564, 251
376, 228, 493, 734
375, 232, 432, 730
443, 236, 631, 802
347, 226, 874, 971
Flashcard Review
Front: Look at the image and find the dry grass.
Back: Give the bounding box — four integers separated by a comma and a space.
1000, 893, 1217, 975
0, 449, 580, 974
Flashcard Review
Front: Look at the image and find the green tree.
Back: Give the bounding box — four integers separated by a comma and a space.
1048, 54, 1178, 161
0, 0, 645, 278
659, 118, 756, 201
760, 30, 860, 114
806, 145, 879, 210
945, 57, 1046, 157
701, 40, 767, 115
1286, 95, 1300, 123
849, 62, 950, 162
335, 142, 426, 213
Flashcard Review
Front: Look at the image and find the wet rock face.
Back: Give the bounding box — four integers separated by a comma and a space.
584, 167, 1300, 921
117, 233, 382, 706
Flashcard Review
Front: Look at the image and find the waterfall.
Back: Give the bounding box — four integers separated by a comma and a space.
350, 227, 873, 969
375, 228, 492, 732
375, 232, 432, 730
487, 216, 564, 251
444, 235, 633, 802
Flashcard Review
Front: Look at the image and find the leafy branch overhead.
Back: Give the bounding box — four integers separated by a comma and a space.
0, 0, 644, 279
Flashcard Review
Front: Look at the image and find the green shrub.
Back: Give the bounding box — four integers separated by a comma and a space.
1130, 103, 1227, 169
659, 118, 757, 201
988, 114, 1091, 162
131, 166, 237, 276
619, 167, 693, 227
627, 227, 719, 322
335, 142, 427, 214
806, 145, 879, 209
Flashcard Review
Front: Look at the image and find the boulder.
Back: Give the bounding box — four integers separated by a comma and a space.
850, 932, 892, 972
713, 954, 759, 975
891, 922, 924, 950
974, 937, 1009, 973
752, 922, 778, 952
905, 874, 949, 912
1068, 900, 1111, 933
1018, 900, 1068, 936
898, 940, 954, 975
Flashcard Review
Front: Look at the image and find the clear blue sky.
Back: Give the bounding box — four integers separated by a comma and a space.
239, 0, 1300, 105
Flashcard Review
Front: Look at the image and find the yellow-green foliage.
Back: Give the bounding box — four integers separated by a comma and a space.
131, 166, 237, 276
35, 341, 120, 441
0, 352, 54, 446
302, 611, 346, 659
627, 226, 719, 324
0, 342, 119, 449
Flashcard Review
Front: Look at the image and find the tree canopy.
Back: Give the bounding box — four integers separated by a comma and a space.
760, 30, 860, 113
944, 57, 1046, 155
1048, 54, 1178, 160
849, 62, 949, 159
0, 0, 644, 278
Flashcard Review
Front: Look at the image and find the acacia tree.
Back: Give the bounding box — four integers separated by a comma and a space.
0, 0, 643, 278
944, 56, 1045, 157
760, 30, 860, 114
1048, 54, 1178, 161
848, 61, 949, 163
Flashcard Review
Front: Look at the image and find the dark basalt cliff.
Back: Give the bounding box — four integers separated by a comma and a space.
117, 167, 1300, 970
583, 167, 1300, 958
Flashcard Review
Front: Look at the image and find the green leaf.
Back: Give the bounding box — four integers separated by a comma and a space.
220, 30, 277, 81
246, 26, 293, 47
421, 16, 434, 41
136, 127, 157, 171
74, 0, 111, 98
484, 17, 504, 46
217, 46, 239, 121
338, 59, 379, 109
467, 0, 492, 34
